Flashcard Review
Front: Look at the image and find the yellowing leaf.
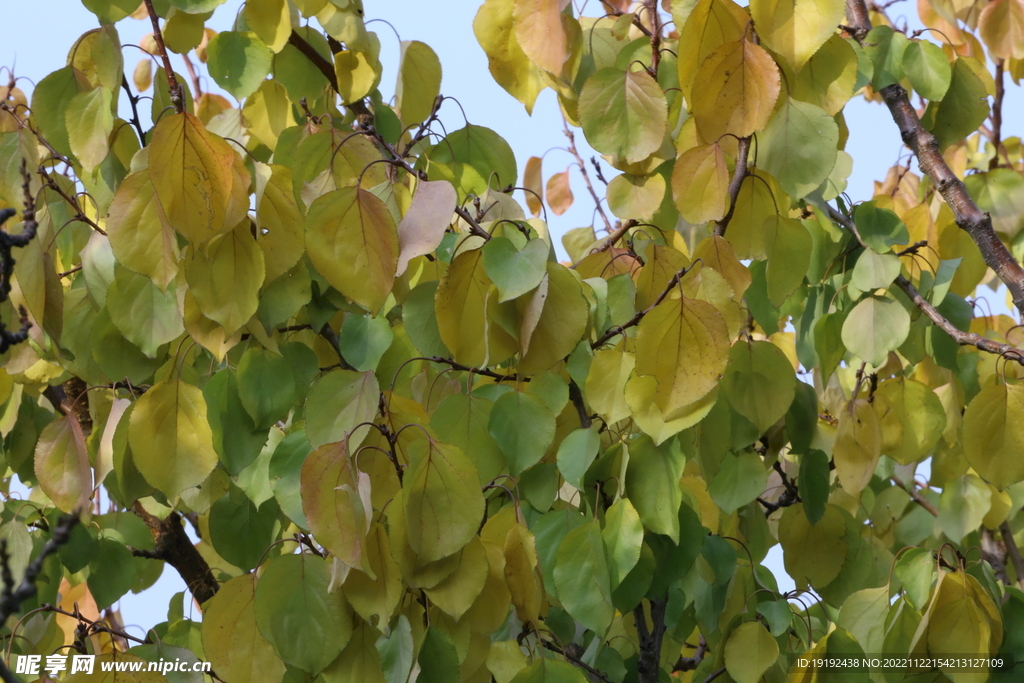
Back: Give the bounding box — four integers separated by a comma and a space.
185, 221, 265, 336
474, 0, 546, 113
779, 504, 848, 588
503, 521, 545, 625
677, 0, 750, 101
750, 0, 847, 71
722, 340, 796, 432
253, 163, 305, 282
833, 398, 881, 494
546, 168, 574, 216
513, 0, 569, 74
692, 235, 751, 301
635, 294, 729, 420
396, 180, 457, 277
305, 187, 399, 315
691, 38, 781, 141
792, 34, 859, 115
586, 347, 635, 424
202, 575, 287, 683
979, 0, 1024, 60
724, 621, 779, 683
874, 377, 946, 465
626, 374, 718, 445
105, 170, 179, 290
345, 522, 404, 625
128, 379, 219, 498
149, 112, 244, 245
607, 173, 666, 221
66, 86, 113, 173
396, 40, 442, 126
34, 414, 92, 513
523, 156, 543, 216
963, 382, 1024, 489
245, 0, 291, 53
300, 439, 369, 569
334, 49, 379, 104
518, 263, 589, 375
404, 439, 485, 563
424, 536, 490, 620
579, 68, 667, 165
672, 142, 730, 224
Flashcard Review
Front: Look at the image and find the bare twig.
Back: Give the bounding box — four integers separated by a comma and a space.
674, 635, 707, 672
318, 324, 356, 371
539, 638, 613, 683
714, 136, 751, 237
564, 122, 612, 233
591, 261, 693, 348
142, 0, 183, 114
990, 59, 1006, 170
892, 475, 938, 517
120, 75, 147, 143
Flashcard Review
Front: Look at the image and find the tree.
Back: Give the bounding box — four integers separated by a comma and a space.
1, 0, 1023, 681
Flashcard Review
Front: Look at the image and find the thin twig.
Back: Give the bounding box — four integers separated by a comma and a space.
142, 0, 183, 114
892, 475, 938, 516
120, 75, 147, 143
999, 521, 1024, 589
990, 59, 1006, 170
539, 638, 613, 683
591, 262, 693, 348
564, 121, 612, 233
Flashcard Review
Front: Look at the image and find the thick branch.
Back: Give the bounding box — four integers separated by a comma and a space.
129, 503, 219, 607
844, 0, 1024, 314
587, 219, 635, 257
714, 137, 751, 237
999, 521, 1024, 589
635, 600, 668, 683
143, 0, 183, 114
288, 31, 338, 92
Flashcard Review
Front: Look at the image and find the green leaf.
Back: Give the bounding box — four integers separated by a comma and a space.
852, 201, 910, 253
724, 621, 779, 683
708, 451, 768, 514
376, 615, 414, 683
429, 393, 505, 485
578, 68, 668, 164
864, 26, 909, 89
759, 97, 838, 200
403, 439, 485, 563
963, 382, 1024, 489
237, 347, 295, 430
851, 248, 901, 291
553, 519, 615, 634
482, 237, 548, 302
836, 586, 889, 654
904, 40, 952, 101
417, 627, 459, 683
779, 504, 849, 588
209, 493, 280, 572
268, 430, 312, 529
254, 553, 352, 674
601, 498, 644, 589
107, 265, 184, 358
626, 435, 685, 541
207, 31, 274, 100
184, 222, 265, 336
964, 168, 1024, 237
128, 379, 219, 498
509, 658, 588, 683
757, 600, 794, 637
841, 295, 911, 367
339, 314, 394, 372
556, 426, 601, 489
894, 547, 935, 611
429, 124, 518, 193
488, 390, 556, 475
204, 369, 270, 476
921, 58, 991, 150
750, 0, 848, 71
33, 414, 92, 513
87, 535, 136, 610
762, 215, 812, 307
304, 369, 379, 449
799, 449, 831, 524
722, 340, 797, 433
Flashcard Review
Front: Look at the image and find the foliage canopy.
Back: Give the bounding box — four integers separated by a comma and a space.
2, 0, 1024, 682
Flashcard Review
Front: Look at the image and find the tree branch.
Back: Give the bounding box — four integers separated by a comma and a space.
591, 262, 692, 348
999, 521, 1024, 589
714, 137, 751, 237
288, 31, 338, 92
142, 0, 183, 114
564, 122, 612, 233
129, 502, 220, 607
586, 219, 635, 257
635, 599, 668, 683
892, 475, 938, 517
844, 0, 1024, 315
990, 59, 1005, 170
539, 638, 613, 683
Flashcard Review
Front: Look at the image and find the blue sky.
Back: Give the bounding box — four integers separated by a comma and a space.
4, 0, 1019, 632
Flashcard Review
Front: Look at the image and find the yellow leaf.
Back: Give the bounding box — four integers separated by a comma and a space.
625, 374, 718, 445
474, 0, 547, 113
149, 112, 247, 244
677, 0, 750, 101
334, 49, 379, 104
34, 414, 92, 513
724, 621, 779, 683
778, 504, 849, 588
105, 170, 180, 290
246, 0, 291, 53
586, 346, 635, 424
425, 536, 490, 620
184, 221, 265, 336
546, 168, 574, 216
792, 34, 859, 115
463, 541, 513, 633
183, 291, 243, 363
672, 142, 730, 224
963, 382, 1024, 489
513, 0, 569, 74
133, 58, 152, 93
253, 163, 305, 282
833, 398, 881, 494
750, 0, 848, 71
396, 40, 443, 126
523, 156, 543, 216
404, 439, 485, 563
691, 38, 781, 141
202, 575, 287, 683
503, 521, 545, 625
305, 187, 399, 314
979, 0, 1024, 60
636, 245, 690, 310
635, 294, 730, 420
517, 263, 589, 375
128, 379, 219, 498
693, 234, 751, 301
242, 80, 296, 150
345, 522, 404, 626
